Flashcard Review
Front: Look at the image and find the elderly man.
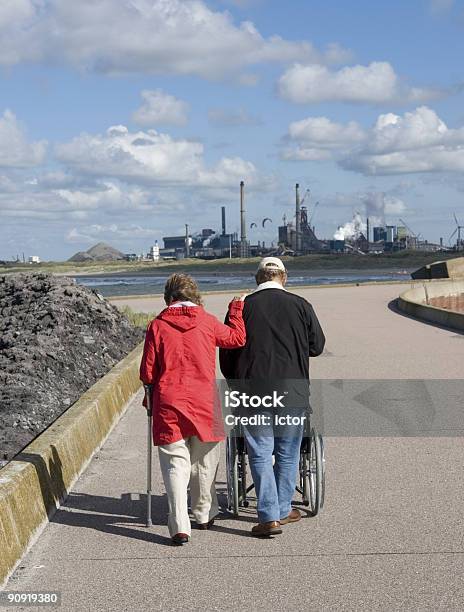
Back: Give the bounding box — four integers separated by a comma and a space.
220, 257, 325, 537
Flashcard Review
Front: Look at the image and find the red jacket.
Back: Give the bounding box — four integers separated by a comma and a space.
139, 300, 245, 445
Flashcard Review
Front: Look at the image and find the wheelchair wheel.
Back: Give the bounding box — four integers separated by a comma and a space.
301, 428, 325, 516
226, 436, 240, 516
238, 449, 249, 508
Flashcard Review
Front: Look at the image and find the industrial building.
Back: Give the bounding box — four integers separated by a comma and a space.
277, 184, 326, 255
158, 182, 268, 260
149, 181, 458, 261
161, 206, 238, 259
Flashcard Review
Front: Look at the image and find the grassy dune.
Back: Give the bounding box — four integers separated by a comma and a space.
120, 306, 156, 328
0, 250, 460, 276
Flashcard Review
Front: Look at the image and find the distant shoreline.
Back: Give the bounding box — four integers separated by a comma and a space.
108, 278, 412, 300
75, 269, 412, 297
72, 266, 413, 280
0, 250, 457, 278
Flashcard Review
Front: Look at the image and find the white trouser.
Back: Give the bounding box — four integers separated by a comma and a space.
158, 437, 220, 537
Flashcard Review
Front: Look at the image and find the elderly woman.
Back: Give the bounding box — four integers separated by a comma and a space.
140, 273, 245, 545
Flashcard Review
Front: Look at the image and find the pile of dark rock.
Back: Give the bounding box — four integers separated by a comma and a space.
0, 273, 144, 464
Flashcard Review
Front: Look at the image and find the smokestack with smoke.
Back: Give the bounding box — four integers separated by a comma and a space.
360, 191, 406, 226
221, 206, 226, 236
295, 183, 301, 252
203, 232, 219, 247
360, 192, 387, 227
334, 212, 366, 240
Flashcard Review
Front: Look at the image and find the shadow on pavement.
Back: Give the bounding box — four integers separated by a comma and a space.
214, 481, 313, 538
52, 491, 172, 546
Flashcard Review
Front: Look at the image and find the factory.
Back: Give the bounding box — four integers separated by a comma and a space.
147, 181, 460, 261
158, 182, 272, 260
277, 184, 326, 254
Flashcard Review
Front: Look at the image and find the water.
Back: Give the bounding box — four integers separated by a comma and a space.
75, 271, 410, 297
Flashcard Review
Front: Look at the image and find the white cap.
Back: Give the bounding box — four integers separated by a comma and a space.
256, 256, 286, 273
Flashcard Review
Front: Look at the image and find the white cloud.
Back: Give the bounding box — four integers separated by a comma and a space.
55, 124, 264, 188
0, 178, 154, 220
54, 181, 154, 213
0, 0, 35, 27
283, 106, 464, 176
198, 156, 259, 187
360, 191, 406, 221
208, 107, 261, 127
288, 116, 365, 147
220, 0, 263, 8
0, 113, 274, 255
366, 106, 450, 152
278, 61, 444, 105
0, 174, 19, 193
66, 223, 159, 244
344, 148, 464, 175
132, 90, 189, 127
281, 147, 332, 162
0, 110, 47, 167
282, 116, 365, 161
0, 0, 348, 80
384, 196, 406, 215
342, 106, 464, 175
0, 0, 38, 65
322, 42, 354, 66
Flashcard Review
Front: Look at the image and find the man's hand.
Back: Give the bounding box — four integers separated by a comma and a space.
233, 292, 248, 302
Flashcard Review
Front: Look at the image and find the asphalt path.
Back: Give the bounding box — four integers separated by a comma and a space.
4, 283, 464, 611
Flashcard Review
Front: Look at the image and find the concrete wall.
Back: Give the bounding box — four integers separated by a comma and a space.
411, 256, 464, 280
0, 342, 144, 587
398, 279, 464, 332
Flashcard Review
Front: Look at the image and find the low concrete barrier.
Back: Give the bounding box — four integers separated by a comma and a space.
0, 342, 144, 588
398, 279, 464, 332
411, 256, 464, 280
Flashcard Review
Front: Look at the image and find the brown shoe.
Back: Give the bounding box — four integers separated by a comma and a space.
251, 521, 282, 537
280, 508, 302, 525
197, 518, 215, 530
171, 533, 189, 546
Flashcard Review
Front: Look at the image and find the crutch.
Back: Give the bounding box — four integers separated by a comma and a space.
144, 383, 153, 528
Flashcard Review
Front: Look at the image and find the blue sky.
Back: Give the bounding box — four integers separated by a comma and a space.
1, 0, 464, 260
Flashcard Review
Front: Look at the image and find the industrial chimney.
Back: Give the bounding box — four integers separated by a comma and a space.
185, 223, 190, 258
295, 183, 301, 253
240, 181, 248, 257
221, 206, 226, 236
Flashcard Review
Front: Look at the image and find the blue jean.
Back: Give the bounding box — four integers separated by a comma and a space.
243, 419, 304, 523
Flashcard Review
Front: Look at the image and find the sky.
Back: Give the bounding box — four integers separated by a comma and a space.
1, 0, 464, 260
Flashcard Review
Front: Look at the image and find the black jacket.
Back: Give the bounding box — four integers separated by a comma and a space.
219, 287, 325, 381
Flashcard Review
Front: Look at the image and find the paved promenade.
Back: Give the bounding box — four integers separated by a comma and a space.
4, 283, 464, 611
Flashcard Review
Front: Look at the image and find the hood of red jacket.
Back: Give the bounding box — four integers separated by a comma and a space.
156, 305, 204, 331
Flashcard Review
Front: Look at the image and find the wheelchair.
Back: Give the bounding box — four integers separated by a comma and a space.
225, 416, 325, 517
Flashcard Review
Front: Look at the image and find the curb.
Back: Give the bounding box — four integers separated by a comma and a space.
398, 279, 464, 332
0, 342, 144, 588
